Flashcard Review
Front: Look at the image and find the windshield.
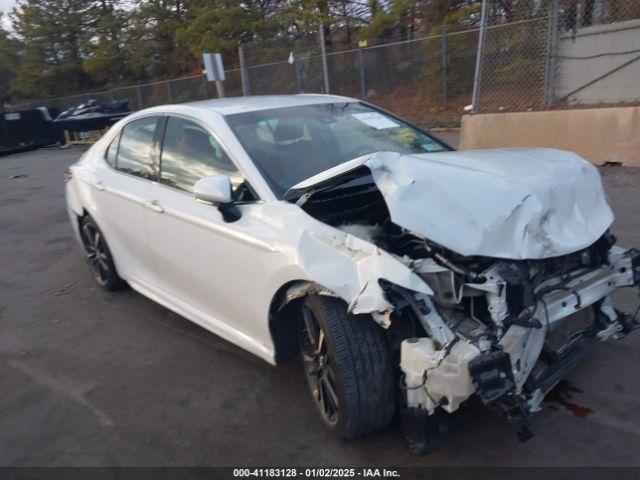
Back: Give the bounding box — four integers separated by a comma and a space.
224, 102, 449, 198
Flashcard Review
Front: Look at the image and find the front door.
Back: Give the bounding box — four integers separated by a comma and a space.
143, 115, 271, 350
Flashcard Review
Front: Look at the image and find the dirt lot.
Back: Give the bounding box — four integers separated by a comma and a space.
1, 145, 639, 466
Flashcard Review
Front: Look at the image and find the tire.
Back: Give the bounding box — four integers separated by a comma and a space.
79, 216, 125, 291
299, 295, 396, 438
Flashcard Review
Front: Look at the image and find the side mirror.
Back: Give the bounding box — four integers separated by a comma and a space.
194, 175, 232, 205
194, 175, 241, 223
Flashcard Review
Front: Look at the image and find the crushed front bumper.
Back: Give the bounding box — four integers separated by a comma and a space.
399, 247, 640, 444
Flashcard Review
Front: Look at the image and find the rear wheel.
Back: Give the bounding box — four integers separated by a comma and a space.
80, 216, 125, 291
299, 295, 396, 438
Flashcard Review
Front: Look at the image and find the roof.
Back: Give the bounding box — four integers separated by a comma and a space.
183, 94, 356, 115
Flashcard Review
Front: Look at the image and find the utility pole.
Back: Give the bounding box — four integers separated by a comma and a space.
471, 0, 489, 114
238, 43, 251, 96
319, 25, 331, 94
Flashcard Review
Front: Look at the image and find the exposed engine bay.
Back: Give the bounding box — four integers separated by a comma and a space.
286, 150, 640, 452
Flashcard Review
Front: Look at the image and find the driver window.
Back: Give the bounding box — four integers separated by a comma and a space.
159, 117, 243, 193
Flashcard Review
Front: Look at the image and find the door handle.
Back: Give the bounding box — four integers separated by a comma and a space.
92, 180, 105, 191
145, 200, 165, 214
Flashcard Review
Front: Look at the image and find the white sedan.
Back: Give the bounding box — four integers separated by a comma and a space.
65, 94, 640, 452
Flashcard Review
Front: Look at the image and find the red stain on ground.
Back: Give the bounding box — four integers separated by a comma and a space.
544, 380, 594, 418
565, 403, 594, 418
566, 384, 583, 394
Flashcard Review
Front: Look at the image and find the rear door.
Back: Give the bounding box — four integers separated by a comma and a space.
88, 115, 160, 286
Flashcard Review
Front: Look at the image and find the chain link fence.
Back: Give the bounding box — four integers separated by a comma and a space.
240, 32, 325, 95
8, 71, 244, 114
474, 0, 640, 113
7, 0, 640, 127
240, 28, 479, 127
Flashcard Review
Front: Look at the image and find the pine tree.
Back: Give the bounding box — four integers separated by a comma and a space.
0, 13, 19, 105
11, 0, 96, 97
84, 0, 135, 86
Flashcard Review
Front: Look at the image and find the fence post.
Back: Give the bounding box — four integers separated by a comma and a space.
215, 80, 226, 98
166, 80, 173, 103
136, 85, 143, 110
238, 43, 251, 96
358, 47, 366, 99
319, 25, 330, 94
202, 74, 208, 99
441, 24, 448, 104
471, 0, 489, 114
294, 60, 303, 93
544, 0, 560, 108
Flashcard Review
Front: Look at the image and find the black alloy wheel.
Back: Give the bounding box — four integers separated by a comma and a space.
300, 303, 340, 427
80, 216, 125, 291
298, 295, 396, 438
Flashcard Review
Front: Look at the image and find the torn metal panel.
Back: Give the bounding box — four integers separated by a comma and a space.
297, 229, 433, 317
291, 148, 614, 259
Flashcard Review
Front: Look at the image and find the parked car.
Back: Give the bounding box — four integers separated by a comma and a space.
65, 95, 640, 452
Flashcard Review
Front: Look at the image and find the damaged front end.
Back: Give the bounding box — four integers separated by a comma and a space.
287, 149, 640, 452
392, 240, 640, 451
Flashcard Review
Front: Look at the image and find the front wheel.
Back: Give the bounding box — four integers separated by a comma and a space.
299, 295, 396, 438
80, 216, 125, 291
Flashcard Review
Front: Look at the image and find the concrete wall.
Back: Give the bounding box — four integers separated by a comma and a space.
557, 19, 640, 105
460, 106, 640, 167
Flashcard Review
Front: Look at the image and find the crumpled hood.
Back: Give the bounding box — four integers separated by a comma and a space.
291, 148, 614, 259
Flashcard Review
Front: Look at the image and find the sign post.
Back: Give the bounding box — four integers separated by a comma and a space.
203, 53, 226, 98
358, 40, 367, 99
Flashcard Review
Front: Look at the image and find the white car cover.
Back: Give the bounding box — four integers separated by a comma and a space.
293, 148, 614, 259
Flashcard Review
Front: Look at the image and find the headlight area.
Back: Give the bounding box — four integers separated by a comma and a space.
380, 246, 640, 454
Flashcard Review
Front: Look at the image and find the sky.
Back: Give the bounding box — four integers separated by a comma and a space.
0, 0, 16, 29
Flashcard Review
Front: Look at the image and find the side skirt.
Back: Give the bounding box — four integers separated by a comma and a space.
126, 276, 277, 365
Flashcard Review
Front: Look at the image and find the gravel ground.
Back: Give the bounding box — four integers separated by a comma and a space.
1, 146, 639, 467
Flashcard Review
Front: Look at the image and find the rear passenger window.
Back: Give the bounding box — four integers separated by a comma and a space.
160, 117, 241, 193
116, 116, 158, 179
105, 132, 120, 167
